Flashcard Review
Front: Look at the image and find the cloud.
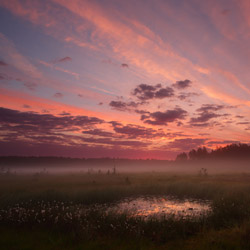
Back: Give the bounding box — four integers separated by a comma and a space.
196, 104, 227, 113
172, 79, 192, 89
111, 122, 165, 139
23, 82, 37, 91
236, 122, 250, 125
54, 92, 63, 98
39, 60, 79, 78
109, 100, 142, 111
121, 63, 129, 68
155, 87, 174, 98
59, 111, 71, 116
134, 109, 150, 115
208, 140, 240, 145
177, 92, 199, 100
82, 129, 114, 137
190, 112, 221, 124
0, 107, 104, 133
141, 107, 187, 125
189, 104, 233, 126
166, 138, 206, 151
0, 60, 8, 66
81, 137, 149, 147
132, 83, 174, 100
0, 107, 152, 152
51, 56, 72, 64
0, 33, 42, 79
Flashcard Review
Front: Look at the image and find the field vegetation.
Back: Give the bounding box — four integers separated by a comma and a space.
1, 171, 250, 249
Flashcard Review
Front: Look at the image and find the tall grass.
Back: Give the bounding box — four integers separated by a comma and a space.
1, 172, 250, 249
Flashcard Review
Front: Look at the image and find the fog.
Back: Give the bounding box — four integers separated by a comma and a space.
1, 158, 250, 175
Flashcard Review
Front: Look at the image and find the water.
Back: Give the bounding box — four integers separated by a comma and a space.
0, 196, 211, 226
109, 196, 211, 219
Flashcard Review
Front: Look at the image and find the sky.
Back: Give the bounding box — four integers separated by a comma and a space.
0, 0, 250, 159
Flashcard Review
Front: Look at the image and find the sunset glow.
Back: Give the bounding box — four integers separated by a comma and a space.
0, 0, 250, 159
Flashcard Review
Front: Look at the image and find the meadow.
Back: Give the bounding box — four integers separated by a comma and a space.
1, 171, 250, 249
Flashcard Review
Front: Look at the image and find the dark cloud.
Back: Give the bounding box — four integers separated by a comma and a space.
78, 94, 83, 97
109, 100, 142, 111
82, 129, 114, 137
0, 107, 153, 152
52, 56, 72, 64
0, 107, 104, 134
98, 102, 103, 105
189, 104, 232, 126
207, 140, 240, 147
0, 74, 5, 80
155, 87, 174, 98
190, 112, 221, 124
0, 60, 8, 66
81, 137, 149, 147
235, 115, 244, 119
190, 122, 210, 127
121, 63, 129, 68
54, 92, 63, 98
135, 109, 150, 115
178, 92, 199, 100
141, 107, 187, 125
196, 104, 226, 113
198, 133, 210, 136
176, 121, 183, 126
59, 112, 71, 116
172, 79, 192, 89
236, 122, 250, 125
111, 123, 165, 139
132, 83, 174, 100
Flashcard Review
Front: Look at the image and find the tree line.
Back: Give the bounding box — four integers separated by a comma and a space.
175, 143, 250, 161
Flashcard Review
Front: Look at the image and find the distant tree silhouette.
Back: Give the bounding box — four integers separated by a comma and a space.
180, 143, 250, 161
210, 143, 250, 159
175, 152, 188, 161
188, 149, 197, 160
188, 147, 208, 160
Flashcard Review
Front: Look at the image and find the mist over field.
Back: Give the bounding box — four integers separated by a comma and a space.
1, 159, 250, 175
1, 143, 250, 175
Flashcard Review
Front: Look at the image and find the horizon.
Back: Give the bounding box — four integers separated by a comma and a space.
0, 0, 250, 160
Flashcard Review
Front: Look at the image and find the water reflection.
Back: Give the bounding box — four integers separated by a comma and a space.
110, 196, 211, 219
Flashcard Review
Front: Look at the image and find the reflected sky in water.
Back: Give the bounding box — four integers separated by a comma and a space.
111, 196, 211, 219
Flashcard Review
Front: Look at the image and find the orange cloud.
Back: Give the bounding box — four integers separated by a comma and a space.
0, 88, 103, 117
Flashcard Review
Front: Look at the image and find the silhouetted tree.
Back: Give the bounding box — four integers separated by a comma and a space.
183, 143, 250, 162
188, 149, 197, 160
175, 152, 188, 161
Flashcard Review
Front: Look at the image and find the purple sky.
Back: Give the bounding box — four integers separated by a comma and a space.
0, 0, 250, 159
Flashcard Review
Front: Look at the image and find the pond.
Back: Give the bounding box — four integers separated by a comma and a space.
108, 196, 211, 219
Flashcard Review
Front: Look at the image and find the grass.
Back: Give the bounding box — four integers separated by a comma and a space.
1, 172, 250, 249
